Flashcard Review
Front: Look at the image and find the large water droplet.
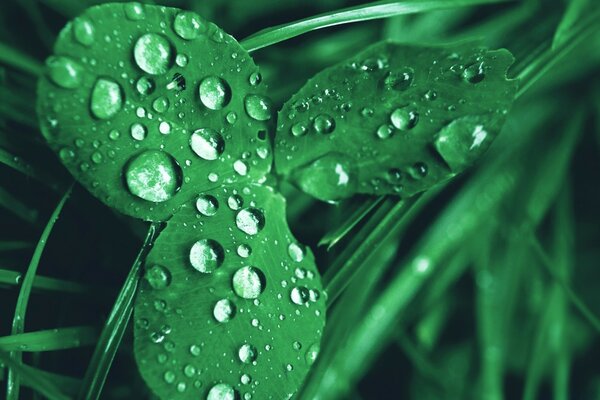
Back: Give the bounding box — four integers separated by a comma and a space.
189, 239, 224, 273
235, 208, 265, 235
90, 78, 123, 119
288, 243, 305, 262
434, 116, 490, 171
73, 17, 95, 46
46, 56, 83, 89
125, 150, 182, 202
124, 2, 145, 20
196, 194, 219, 216
173, 11, 204, 40
463, 62, 485, 83
130, 123, 147, 141
134, 33, 173, 75
190, 128, 224, 160
238, 343, 258, 364
390, 108, 418, 131
294, 152, 356, 202
207, 383, 237, 400
313, 114, 335, 134
232, 266, 266, 299
291, 286, 310, 305
145, 265, 171, 289
384, 68, 414, 91
199, 76, 231, 110
213, 299, 235, 323
244, 94, 272, 121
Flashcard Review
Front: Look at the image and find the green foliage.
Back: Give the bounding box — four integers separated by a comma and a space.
275, 42, 517, 202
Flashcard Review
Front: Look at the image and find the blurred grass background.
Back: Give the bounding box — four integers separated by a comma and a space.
1, 0, 600, 399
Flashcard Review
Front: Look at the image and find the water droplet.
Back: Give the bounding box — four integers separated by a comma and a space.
233, 160, 248, 176
130, 123, 147, 141
73, 18, 95, 46
232, 266, 266, 299
213, 299, 235, 323
136, 76, 155, 95
208, 172, 219, 182
183, 364, 196, 378
313, 114, 335, 134
237, 244, 251, 258
408, 162, 428, 180
376, 124, 394, 139
173, 11, 204, 40
238, 343, 258, 364
189, 239, 224, 273
199, 76, 231, 110
294, 153, 356, 202
90, 78, 123, 119
226, 111, 237, 125
159, 121, 171, 134
249, 72, 262, 86
125, 150, 182, 202
134, 33, 173, 75
189, 345, 201, 356
124, 2, 145, 20
164, 370, 176, 384
227, 195, 243, 210
434, 116, 490, 170
305, 343, 320, 365
288, 243, 305, 262
108, 129, 120, 141
59, 147, 75, 161
390, 108, 418, 131
145, 264, 171, 289
190, 128, 224, 160
46, 56, 83, 89
207, 383, 237, 400
291, 286, 310, 305
235, 208, 265, 235
175, 54, 188, 67
196, 194, 218, 216
384, 68, 414, 91
424, 90, 437, 101
291, 122, 308, 137
463, 62, 485, 83
241, 374, 252, 385
152, 97, 169, 113
244, 94, 272, 121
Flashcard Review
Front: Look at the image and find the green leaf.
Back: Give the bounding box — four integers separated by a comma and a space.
274, 41, 517, 202
134, 183, 325, 399
37, 3, 274, 222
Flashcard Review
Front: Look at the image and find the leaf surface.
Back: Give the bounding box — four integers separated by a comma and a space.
134, 183, 325, 399
37, 3, 274, 221
274, 41, 518, 202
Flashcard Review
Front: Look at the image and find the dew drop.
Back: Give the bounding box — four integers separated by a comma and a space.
213, 299, 235, 323
159, 121, 171, 134
294, 152, 356, 202
376, 124, 394, 139
145, 264, 171, 289
312, 114, 335, 134
244, 94, 272, 121
133, 33, 173, 75
152, 97, 169, 113
384, 68, 414, 91
463, 62, 485, 83
241, 374, 252, 385
233, 160, 248, 176
59, 147, 75, 162
164, 370, 176, 384
124, 2, 145, 20
173, 11, 204, 40
291, 122, 308, 137
46, 56, 83, 89
73, 17, 95, 46
288, 243, 305, 262
434, 116, 489, 170
196, 194, 219, 216
390, 108, 418, 131
130, 123, 147, 141
90, 78, 123, 119
291, 286, 310, 305
232, 266, 266, 299
235, 208, 265, 235
189, 239, 224, 273
408, 162, 428, 180
190, 344, 201, 356
305, 343, 320, 365
190, 128, 225, 160
238, 343, 258, 364
199, 76, 231, 110
125, 150, 182, 202
237, 244, 251, 258
227, 195, 243, 210
207, 383, 237, 400
136, 76, 155, 95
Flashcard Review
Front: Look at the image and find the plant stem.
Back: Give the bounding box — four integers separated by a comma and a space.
77, 221, 164, 400
241, 0, 514, 52
6, 185, 72, 400
0, 41, 43, 76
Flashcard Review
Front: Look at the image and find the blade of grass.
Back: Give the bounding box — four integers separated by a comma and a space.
0, 326, 97, 352
0, 241, 31, 252
0, 268, 95, 294
0, 361, 80, 397
6, 185, 72, 400
241, 0, 515, 52
77, 221, 164, 400
0, 351, 70, 400
0, 147, 61, 191
319, 196, 384, 249
553, 0, 590, 49
0, 185, 38, 224
0, 41, 43, 76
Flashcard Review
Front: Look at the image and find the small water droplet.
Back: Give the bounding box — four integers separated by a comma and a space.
213, 299, 236, 323
189, 239, 224, 273
390, 108, 418, 131
288, 243, 305, 262
125, 150, 182, 202
59, 147, 75, 161
190, 128, 225, 160
233, 160, 248, 176
235, 208, 265, 235
463, 62, 485, 83
152, 96, 169, 113
46, 56, 83, 89
145, 264, 172, 289
305, 343, 320, 365
232, 266, 266, 299
199, 76, 231, 110
164, 370, 176, 384
408, 162, 428, 180
207, 383, 237, 400
237, 244, 251, 258
124, 2, 145, 20
108, 129, 120, 141
291, 286, 310, 305
244, 94, 272, 121
134, 33, 173, 75
196, 194, 219, 216
90, 78, 123, 119
294, 153, 356, 201
190, 344, 201, 356
238, 343, 258, 364
249, 72, 262, 86
73, 17, 95, 46
312, 114, 335, 134
136, 76, 155, 95
291, 122, 308, 137
159, 121, 171, 134
376, 124, 394, 139
173, 11, 204, 40
130, 123, 147, 141
241, 374, 252, 385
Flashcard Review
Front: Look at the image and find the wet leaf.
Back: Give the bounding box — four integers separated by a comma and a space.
274, 41, 518, 202
134, 183, 325, 399
37, 3, 274, 221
